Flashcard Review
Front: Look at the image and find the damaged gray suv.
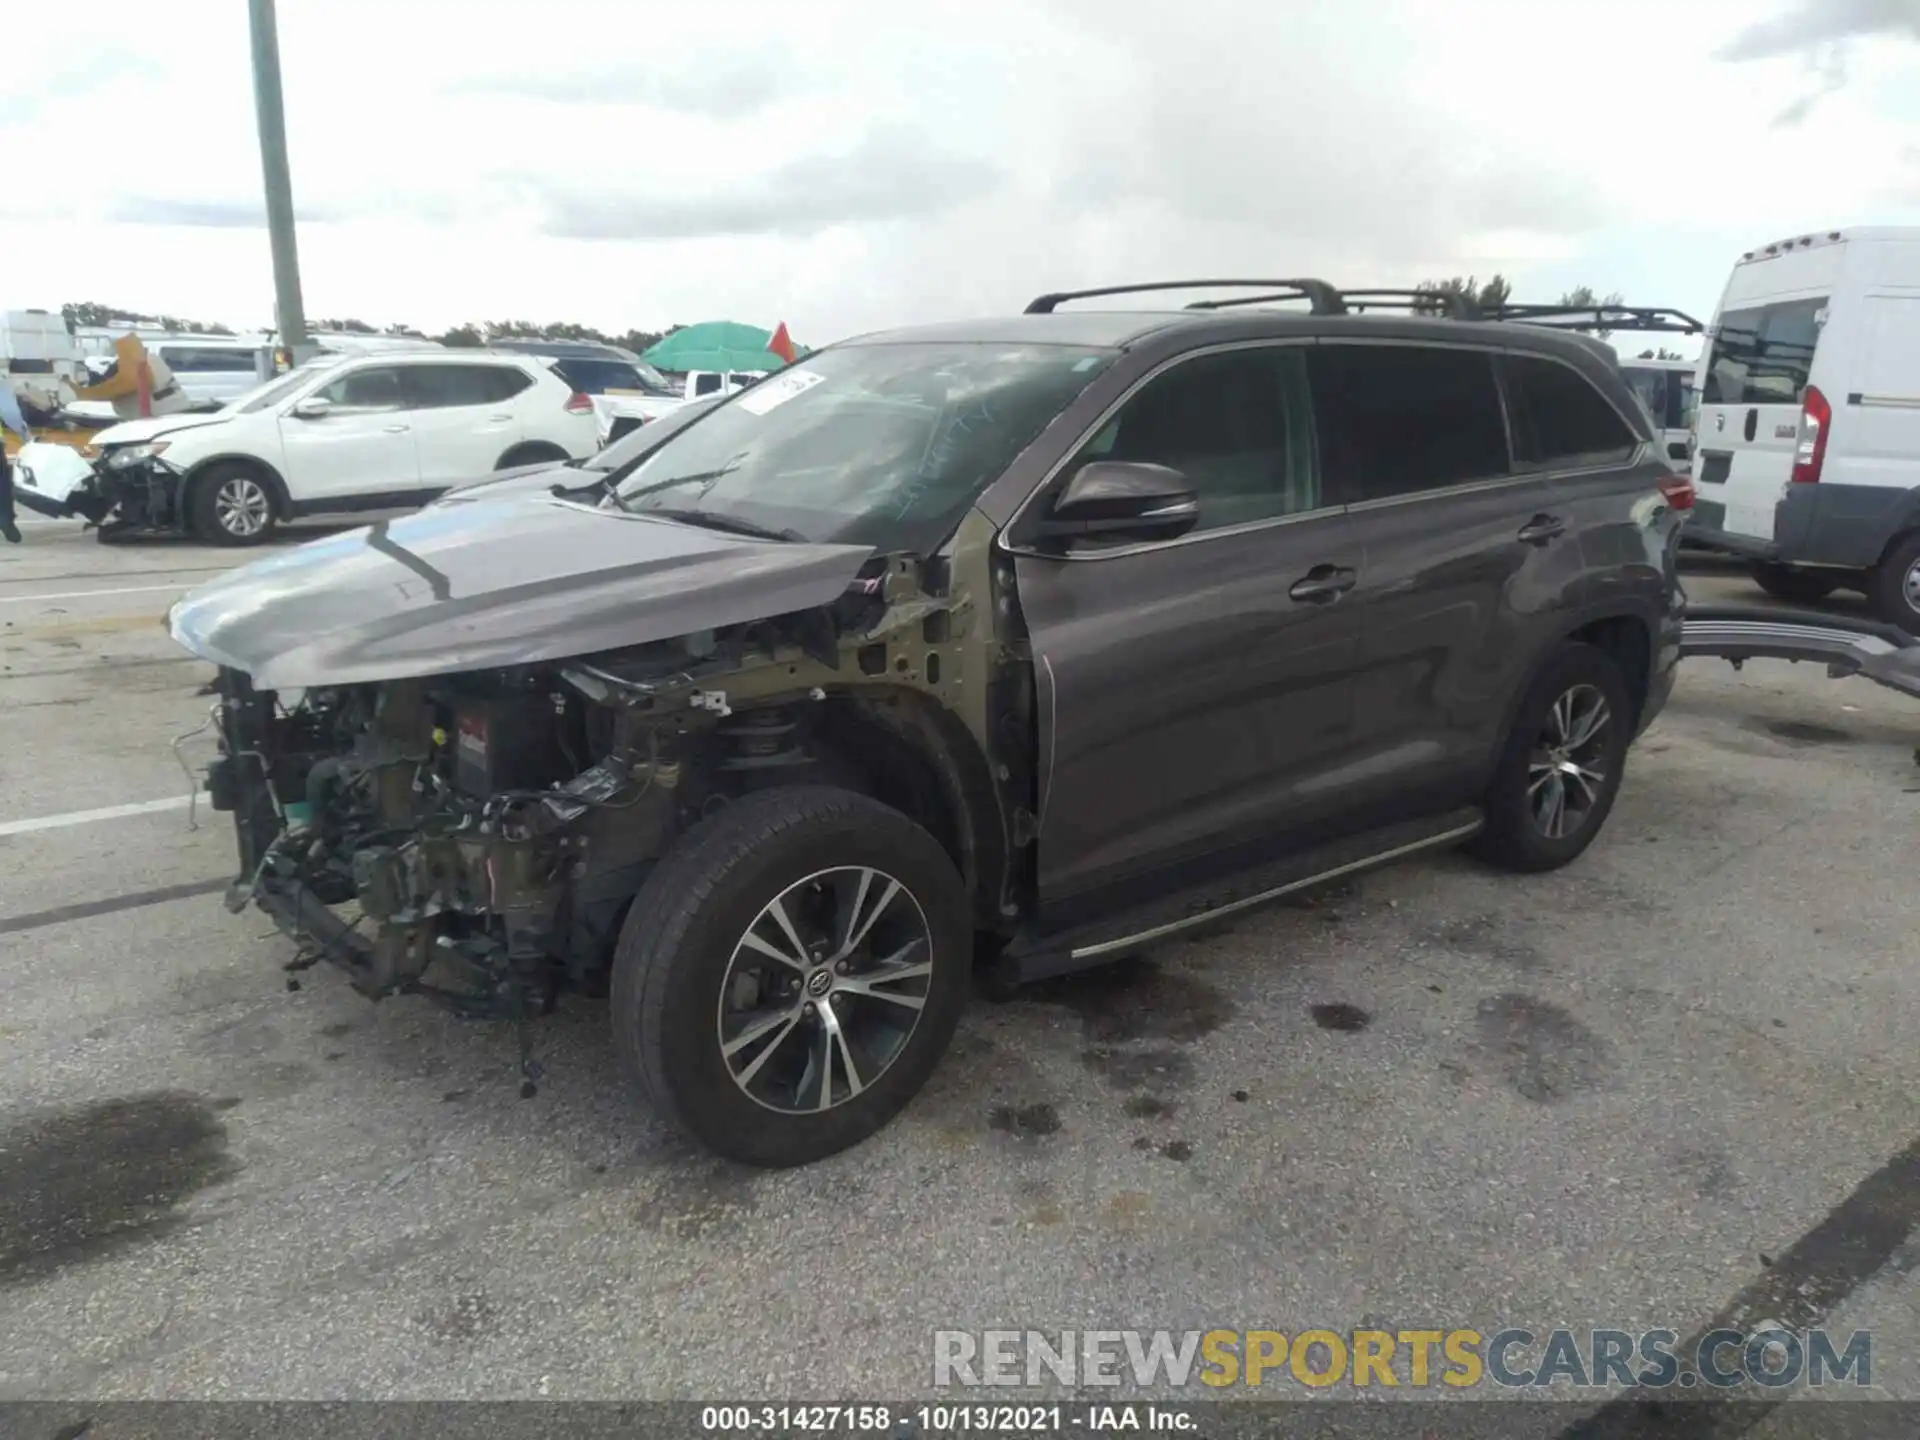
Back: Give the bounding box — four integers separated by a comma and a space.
172, 279, 1690, 1167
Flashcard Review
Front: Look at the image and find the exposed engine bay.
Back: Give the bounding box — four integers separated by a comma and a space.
201, 548, 1031, 1091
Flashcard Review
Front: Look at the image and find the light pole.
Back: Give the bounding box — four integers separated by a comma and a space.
248, 0, 311, 363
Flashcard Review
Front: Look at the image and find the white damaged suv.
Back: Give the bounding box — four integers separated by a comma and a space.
70, 349, 601, 543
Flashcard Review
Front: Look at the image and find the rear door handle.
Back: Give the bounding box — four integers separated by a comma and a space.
382, 424, 410, 433
487, 413, 512, 422
1288, 565, 1357, 604
1517, 514, 1566, 546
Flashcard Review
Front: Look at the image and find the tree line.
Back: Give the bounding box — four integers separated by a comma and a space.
60, 302, 684, 356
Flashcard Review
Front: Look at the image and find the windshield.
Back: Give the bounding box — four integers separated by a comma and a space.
1618, 366, 1691, 431
633, 360, 676, 394
229, 358, 344, 414
552, 357, 676, 396
582, 396, 722, 472
612, 342, 1117, 548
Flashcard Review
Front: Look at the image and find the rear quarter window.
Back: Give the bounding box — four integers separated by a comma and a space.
1702, 298, 1826, 406
1502, 355, 1640, 467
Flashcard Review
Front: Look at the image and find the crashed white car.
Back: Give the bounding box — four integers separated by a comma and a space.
34, 350, 600, 543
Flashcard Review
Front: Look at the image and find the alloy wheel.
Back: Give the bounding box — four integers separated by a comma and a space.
215, 476, 271, 538
1903, 558, 1920, 616
716, 866, 934, 1114
1528, 683, 1611, 840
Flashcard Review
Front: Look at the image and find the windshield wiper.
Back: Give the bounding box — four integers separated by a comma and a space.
638, 507, 805, 543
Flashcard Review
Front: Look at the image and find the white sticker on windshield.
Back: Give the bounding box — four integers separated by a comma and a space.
736, 367, 826, 415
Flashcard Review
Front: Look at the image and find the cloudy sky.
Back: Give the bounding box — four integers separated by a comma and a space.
4, 0, 1919, 350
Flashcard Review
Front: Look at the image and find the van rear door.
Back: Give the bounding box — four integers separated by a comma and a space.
1844, 296, 1920, 490
1695, 294, 1828, 543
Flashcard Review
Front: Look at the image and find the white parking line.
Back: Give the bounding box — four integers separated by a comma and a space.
0, 583, 191, 605
0, 795, 194, 837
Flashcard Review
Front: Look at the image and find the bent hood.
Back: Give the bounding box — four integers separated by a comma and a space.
93, 412, 231, 447
168, 495, 875, 689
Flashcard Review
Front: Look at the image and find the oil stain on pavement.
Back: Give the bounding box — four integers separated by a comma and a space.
1473, 993, 1612, 1103
1026, 959, 1232, 1100
0, 1091, 237, 1288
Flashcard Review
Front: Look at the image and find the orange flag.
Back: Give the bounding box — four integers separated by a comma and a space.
767, 321, 798, 365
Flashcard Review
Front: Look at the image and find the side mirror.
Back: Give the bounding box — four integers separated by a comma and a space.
291, 397, 332, 420
1033, 461, 1199, 546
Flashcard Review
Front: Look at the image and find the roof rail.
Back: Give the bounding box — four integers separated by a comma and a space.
1480, 304, 1705, 336
1025, 279, 1347, 315
1340, 288, 1480, 319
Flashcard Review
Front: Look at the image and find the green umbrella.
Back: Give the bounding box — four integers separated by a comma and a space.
641, 321, 808, 374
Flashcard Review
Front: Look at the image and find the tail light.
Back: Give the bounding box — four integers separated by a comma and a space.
564, 391, 594, 414
1657, 472, 1694, 511
1791, 385, 1831, 483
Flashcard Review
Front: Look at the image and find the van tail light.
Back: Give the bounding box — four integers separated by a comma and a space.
1791, 384, 1831, 483
564, 391, 594, 414
1657, 472, 1694, 511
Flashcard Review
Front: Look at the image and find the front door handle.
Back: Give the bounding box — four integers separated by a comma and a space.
1517, 514, 1566, 546
382, 424, 411, 434
1288, 565, 1357, 604
487, 413, 512, 422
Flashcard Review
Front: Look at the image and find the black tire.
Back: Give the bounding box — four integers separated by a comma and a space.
187, 463, 277, 545
609, 785, 971, 1168
1751, 561, 1838, 605
1471, 642, 1633, 874
1869, 531, 1920, 637
495, 442, 569, 470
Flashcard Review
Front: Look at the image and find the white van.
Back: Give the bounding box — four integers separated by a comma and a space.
148, 337, 274, 411
1615, 355, 1697, 468
1686, 227, 1920, 625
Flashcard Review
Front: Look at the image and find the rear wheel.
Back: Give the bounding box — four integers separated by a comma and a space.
189, 464, 277, 545
1750, 561, 1839, 605
610, 785, 971, 1168
1472, 642, 1633, 874
495, 442, 569, 470
1870, 532, 1920, 637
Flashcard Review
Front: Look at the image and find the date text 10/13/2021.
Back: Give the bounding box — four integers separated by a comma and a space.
700, 1405, 1194, 1433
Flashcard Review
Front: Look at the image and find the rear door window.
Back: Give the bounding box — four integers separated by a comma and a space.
1702, 298, 1826, 406
1306, 344, 1510, 501
319, 366, 405, 410
403, 364, 525, 409
1502, 355, 1640, 467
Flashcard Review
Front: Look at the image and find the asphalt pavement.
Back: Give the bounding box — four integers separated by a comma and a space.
2, 520, 1917, 1424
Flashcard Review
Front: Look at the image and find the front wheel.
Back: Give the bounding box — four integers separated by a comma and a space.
609, 785, 971, 1168
1472, 642, 1633, 874
189, 465, 277, 545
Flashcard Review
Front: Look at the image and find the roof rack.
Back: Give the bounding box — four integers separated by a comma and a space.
1025, 279, 1347, 315
1478, 304, 1705, 335
1023, 283, 1706, 335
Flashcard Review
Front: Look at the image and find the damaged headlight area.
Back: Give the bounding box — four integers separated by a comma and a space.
105, 440, 172, 468
86, 445, 188, 531
204, 616, 879, 1094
